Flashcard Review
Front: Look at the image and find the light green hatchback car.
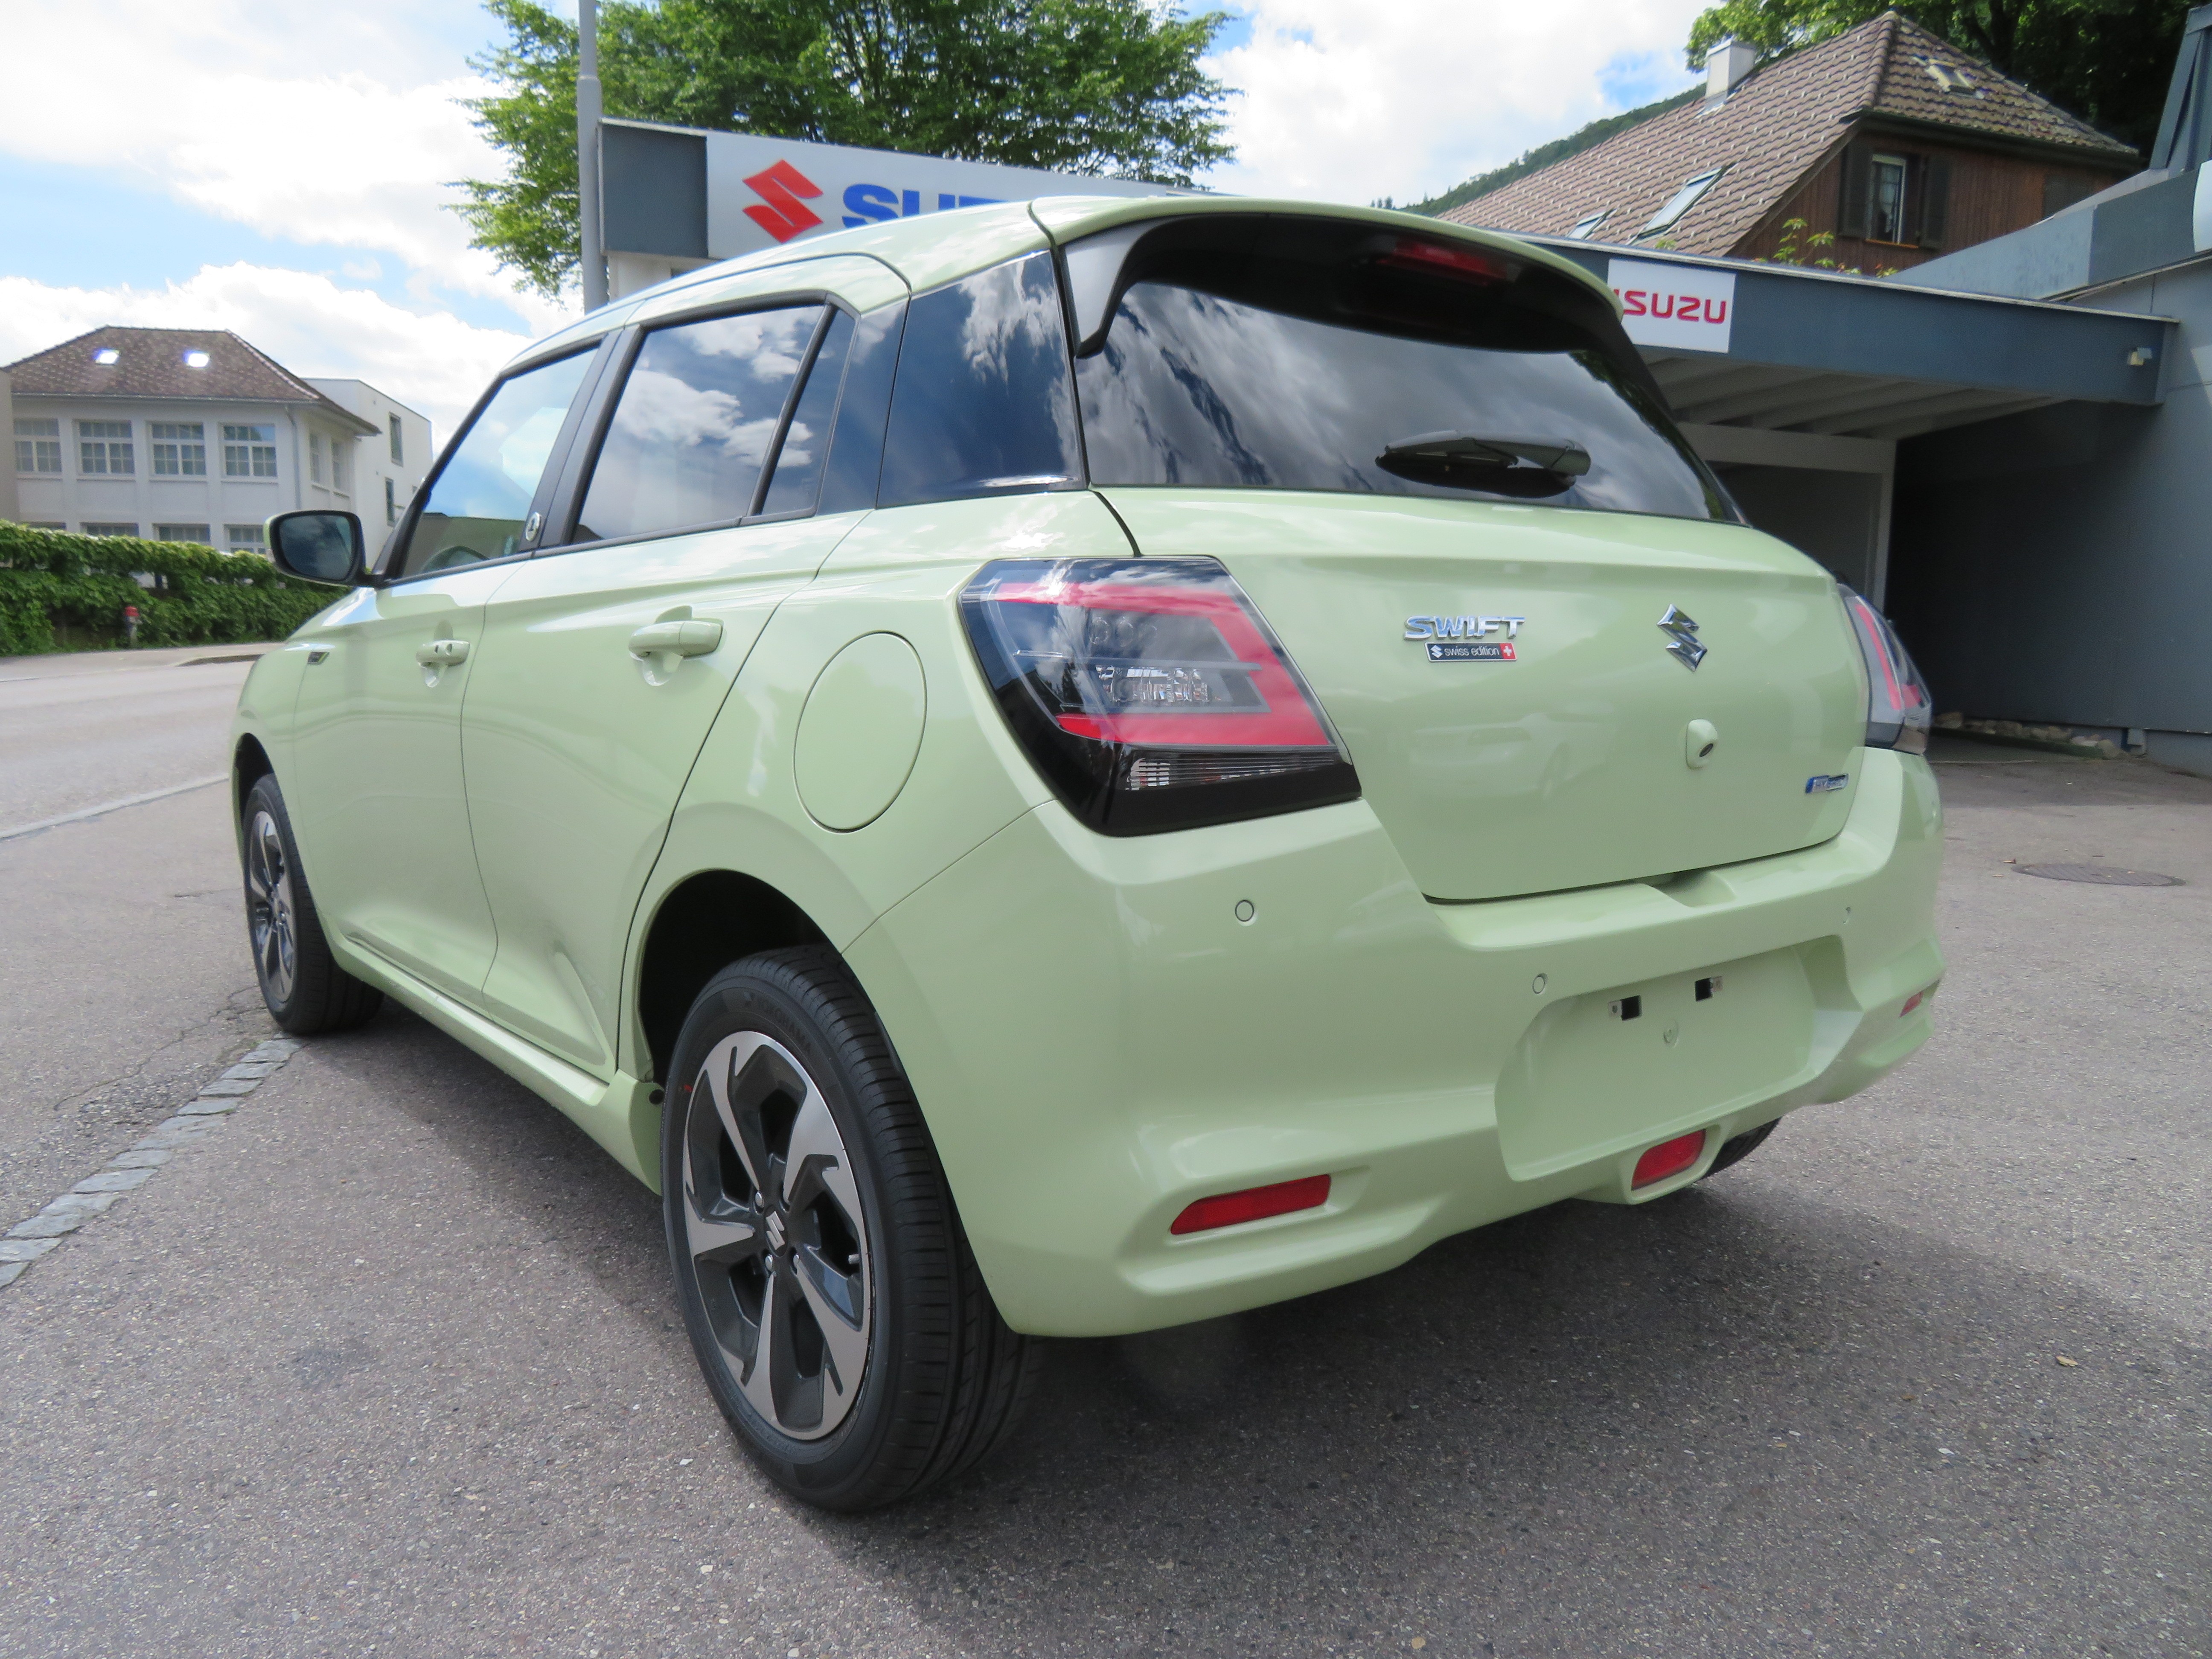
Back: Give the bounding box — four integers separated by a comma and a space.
233, 195, 1941, 1509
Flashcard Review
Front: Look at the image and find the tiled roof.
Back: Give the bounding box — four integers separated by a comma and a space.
1441, 12, 2135, 258
4, 327, 377, 433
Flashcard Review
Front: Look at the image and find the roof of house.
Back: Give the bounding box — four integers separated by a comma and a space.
1440, 12, 2138, 258
3, 327, 378, 434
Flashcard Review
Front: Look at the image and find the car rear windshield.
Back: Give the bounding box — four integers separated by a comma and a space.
1071, 218, 1734, 522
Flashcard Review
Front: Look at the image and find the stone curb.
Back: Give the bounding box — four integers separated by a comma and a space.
0, 1036, 304, 1293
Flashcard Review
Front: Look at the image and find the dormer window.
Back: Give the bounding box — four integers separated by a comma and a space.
183, 349, 210, 369
1566, 210, 1610, 240
92, 347, 119, 365
1642, 168, 1726, 236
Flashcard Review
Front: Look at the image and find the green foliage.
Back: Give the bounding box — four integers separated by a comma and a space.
1407, 87, 1703, 219
1684, 0, 2190, 153
0, 524, 337, 658
456, 0, 1237, 299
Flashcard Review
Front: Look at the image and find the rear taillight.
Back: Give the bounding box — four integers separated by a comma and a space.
1840, 586, 1932, 755
960, 557, 1360, 835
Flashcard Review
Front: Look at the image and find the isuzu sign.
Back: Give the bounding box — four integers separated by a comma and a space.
1605, 256, 1737, 353
689, 128, 1175, 262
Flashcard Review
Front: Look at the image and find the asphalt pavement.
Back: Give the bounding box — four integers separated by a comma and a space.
0, 652, 2205, 1657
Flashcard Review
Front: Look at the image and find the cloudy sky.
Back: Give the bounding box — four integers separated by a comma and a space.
0, 0, 1706, 439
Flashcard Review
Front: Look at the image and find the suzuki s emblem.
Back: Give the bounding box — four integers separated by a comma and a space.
1658, 604, 1707, 671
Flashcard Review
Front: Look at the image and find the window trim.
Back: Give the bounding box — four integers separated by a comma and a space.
376, 336, 619, 587
1866, 151, 1912, 245
536, 292, 850, 561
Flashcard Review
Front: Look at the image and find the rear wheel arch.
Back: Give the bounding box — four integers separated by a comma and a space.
636, 870, 831, 1085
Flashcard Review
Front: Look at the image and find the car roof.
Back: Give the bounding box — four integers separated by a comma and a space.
511, 195, 1618, 372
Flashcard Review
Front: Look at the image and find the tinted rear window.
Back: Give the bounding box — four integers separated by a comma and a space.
1074, 219, 1731, 522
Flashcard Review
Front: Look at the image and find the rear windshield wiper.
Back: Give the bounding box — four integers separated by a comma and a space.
1376, 431, 1591, 496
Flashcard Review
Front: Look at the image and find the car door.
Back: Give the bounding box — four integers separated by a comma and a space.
458, 294, 876, 1077
286, 345, 604, 1001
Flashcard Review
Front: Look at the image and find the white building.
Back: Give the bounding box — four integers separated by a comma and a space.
6, 327, 432, 551
305, 378, 434, 539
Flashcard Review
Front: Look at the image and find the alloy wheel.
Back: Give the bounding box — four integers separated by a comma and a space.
244, 808, 298, 1006
682, 1032, 873, 1440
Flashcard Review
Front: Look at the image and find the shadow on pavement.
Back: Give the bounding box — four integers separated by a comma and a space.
308, 1004, 2209, 1658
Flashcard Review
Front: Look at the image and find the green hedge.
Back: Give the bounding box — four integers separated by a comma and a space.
0, 522, 339, 657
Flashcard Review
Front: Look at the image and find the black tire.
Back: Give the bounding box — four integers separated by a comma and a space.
1703, 1118, 1780, 1178
240, 774, 384, 1034
662, 947, 1041, 1511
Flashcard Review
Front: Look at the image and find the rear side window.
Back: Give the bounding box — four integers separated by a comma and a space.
399, 349, 594, 577
576, 304, 821, 543
759, 309, 856, 517
878, 253, 1080, 507
1074, 219, 1731, 522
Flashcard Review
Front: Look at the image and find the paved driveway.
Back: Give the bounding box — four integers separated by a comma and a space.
2, 652, 2205, 1656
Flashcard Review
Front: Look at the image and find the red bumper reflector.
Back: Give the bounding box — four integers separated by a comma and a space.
1632, 1132, 1706, 1189
1901, 986, 1932, 1016
1171, 1174, 1331, 1236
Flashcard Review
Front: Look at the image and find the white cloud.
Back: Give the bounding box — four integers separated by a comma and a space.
0, 266, 537, 437
1204, 0, 1708, 207
0, 0, 531, 306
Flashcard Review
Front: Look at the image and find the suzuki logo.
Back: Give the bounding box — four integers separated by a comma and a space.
743, 160, 824, 244
1658, 604, 1707, 670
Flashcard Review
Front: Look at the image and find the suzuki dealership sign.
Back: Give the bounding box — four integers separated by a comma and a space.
599, 119, 1176, 276
1606, 257, 1736, 353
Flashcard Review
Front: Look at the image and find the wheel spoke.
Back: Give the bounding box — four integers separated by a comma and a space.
795, 1250, 868, 1404
687, 1202, 764, 1265
783, 1086, 862, 1223
737, 1259, 787, 1424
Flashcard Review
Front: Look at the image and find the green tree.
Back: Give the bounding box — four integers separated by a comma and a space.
1684, 1, 2192, 154
457, 0, 1235, 299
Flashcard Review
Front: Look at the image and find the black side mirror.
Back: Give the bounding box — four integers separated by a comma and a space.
267, 510, 367, 585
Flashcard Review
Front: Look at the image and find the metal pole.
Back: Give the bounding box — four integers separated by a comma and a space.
577, 0, 607, 311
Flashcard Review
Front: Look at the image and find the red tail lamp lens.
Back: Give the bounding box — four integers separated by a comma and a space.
1840, 587, 1933, 755
1170, 1174, 1331, 1236
1901, 983, 1936, 1016
960, 558, 1359, 834
1632, 1132, 1707, 1189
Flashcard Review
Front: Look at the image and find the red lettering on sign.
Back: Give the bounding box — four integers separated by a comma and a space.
1704, 298, 1729, 324
1619, 289, 1647, 315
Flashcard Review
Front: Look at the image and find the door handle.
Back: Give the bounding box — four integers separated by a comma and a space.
415, 638, 469, 666
628, 619, 722, 658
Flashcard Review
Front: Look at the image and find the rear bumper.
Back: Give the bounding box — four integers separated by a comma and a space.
846, 747, 1944, 1337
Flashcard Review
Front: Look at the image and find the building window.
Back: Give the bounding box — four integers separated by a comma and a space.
26, 522, 67, 531
389, 414, 404, 464
331, 442, 347, 492
226, 523, 268, 551
79, 420, 134, 475
309, 431, 325, 483
384, 476, 397, 525
1566, 210, 1610, 240
151, 421, 208, 477
82, 522, 140, 538
224, 424, 278, 478
1869, 154, 1909, 241
154, 523, 212, 544
1642, 168, 1725, 236
15, 417, 62, 474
